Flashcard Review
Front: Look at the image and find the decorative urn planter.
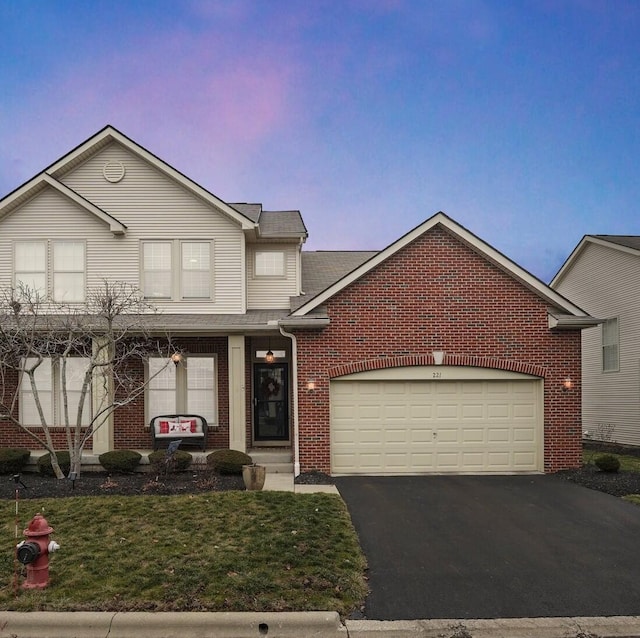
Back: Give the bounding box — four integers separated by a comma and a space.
242, 464, 266, 491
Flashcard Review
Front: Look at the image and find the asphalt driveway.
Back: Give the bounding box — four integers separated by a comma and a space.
335, 475, 640, 620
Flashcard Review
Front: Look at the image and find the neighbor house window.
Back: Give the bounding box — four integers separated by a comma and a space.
181, 242, 211, 298
255, 251, 284, 277
147, 356, 216, 424
20, 357, 92, 426
15, 241, 86, 302
143, 242, 172, 299
602, 317, 619, 372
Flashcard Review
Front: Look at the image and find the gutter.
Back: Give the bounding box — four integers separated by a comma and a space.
275, 322, 301, 477
547, 312, 602, 330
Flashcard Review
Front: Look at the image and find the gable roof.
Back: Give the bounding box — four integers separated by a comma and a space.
291, 212, 592, 322
0, 173, 127, 235
551, 235, 640, 288
0, 125, 257, 232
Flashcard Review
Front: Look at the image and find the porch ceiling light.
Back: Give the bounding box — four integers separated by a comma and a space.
265, 337, 276, 364
171, 352, 183, 366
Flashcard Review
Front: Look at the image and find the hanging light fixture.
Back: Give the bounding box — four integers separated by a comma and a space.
265, 337, 275, 364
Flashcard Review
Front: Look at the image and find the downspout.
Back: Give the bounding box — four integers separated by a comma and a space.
278, 324, 300, 477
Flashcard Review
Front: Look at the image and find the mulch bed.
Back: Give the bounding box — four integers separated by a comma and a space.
1, 471, 245, 500
2, 465, 639, 500
556, 465, 640, 497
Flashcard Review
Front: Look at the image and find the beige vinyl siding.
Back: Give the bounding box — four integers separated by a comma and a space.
60, 143, 245, 314
0, 188, 119, 295
246, 244, 299, 309
555, 242, 640, 446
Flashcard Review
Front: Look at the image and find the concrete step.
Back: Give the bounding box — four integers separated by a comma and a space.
248, 449, 293, 474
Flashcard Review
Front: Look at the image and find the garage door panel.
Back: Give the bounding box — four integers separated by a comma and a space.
410, 429, 434, 443
513, 427, 535, 442
488, 427, 510, 442
436, 404, 459, 419
409, 404, 433, 419
487, 404, 510, 419
462, 428, 484, 443
331, 377, 542, 475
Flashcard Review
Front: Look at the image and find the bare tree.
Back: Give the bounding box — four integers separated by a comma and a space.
0, 281, 176, 478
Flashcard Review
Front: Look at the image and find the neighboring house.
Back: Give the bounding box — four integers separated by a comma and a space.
0, 126, 597, 475
551, 235, 640, 447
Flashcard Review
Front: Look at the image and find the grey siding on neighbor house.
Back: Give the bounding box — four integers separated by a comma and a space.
555, 242, 640, 446
58, 143, 246, 314
246, 243, 299, 309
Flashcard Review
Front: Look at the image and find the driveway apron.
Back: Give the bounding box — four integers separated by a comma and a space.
335, 475, 640, 620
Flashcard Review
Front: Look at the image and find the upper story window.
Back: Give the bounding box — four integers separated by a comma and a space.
143, 242, 172, 299
142, 240, 212, 300
15, 240, 85, 302
255, 250, 284, 277
602, 317, 619, 372
182, 242, 211, 298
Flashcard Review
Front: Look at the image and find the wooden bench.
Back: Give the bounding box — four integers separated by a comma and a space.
150, 414, 208, 451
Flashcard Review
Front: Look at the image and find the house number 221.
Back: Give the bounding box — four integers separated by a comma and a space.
432, 372, 442, 379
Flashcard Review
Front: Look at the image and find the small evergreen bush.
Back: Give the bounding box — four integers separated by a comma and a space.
148, 449, 193, 473
99, 450, 142, 473
37, 451, 71, 476
0, 448, 31, 474
595, 453, 620, 473
207, 449, 253, 475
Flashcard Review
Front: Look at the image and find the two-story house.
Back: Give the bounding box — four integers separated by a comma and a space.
0, 126, 596, 475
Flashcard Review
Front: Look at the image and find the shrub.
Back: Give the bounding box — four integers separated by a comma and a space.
207, 449, 253, 475
0, 448, 31, 474
595, 453, 621, 473
37, 451, 71, 476
99, 450, 142, 473
148, 449, 193, 473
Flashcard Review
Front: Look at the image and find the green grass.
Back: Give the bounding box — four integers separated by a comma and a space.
0, 492, 368, 615
582, 449, 640, 472
623, 495, 640, 506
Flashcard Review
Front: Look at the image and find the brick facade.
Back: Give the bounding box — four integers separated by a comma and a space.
0, 337, 231, 453
293, 226, 582, 474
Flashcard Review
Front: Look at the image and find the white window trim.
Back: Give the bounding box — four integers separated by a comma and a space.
20, 357, 92, 427
13, 240, 86, 302
141, 240, 214, 301
254, 249, 286, 278
146, 354, 218, 425
602, 317, 620, 373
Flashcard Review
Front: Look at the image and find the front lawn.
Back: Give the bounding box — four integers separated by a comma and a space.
0, 491, 368, 615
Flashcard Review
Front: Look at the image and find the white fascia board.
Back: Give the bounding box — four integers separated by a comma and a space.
46, 126, 257, 231
552, 235, 640, 288
43, 175, 127, 235
292, 211, 590, 318
0, 173, 127, 236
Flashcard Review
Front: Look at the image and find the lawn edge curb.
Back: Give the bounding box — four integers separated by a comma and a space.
0, 611, 346, 638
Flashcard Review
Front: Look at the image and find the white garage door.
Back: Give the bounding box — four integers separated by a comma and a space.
331, 368, 542, 475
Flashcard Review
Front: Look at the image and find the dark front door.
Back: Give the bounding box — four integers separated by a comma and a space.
253, 363, 289, 441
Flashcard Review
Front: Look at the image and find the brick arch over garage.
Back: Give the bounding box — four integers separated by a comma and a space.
328, 355, 547, 379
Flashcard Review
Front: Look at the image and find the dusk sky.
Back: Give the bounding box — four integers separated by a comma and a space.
1, 1, 639, 282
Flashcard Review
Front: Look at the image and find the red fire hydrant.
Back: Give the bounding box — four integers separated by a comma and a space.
16, 513, 60, 589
